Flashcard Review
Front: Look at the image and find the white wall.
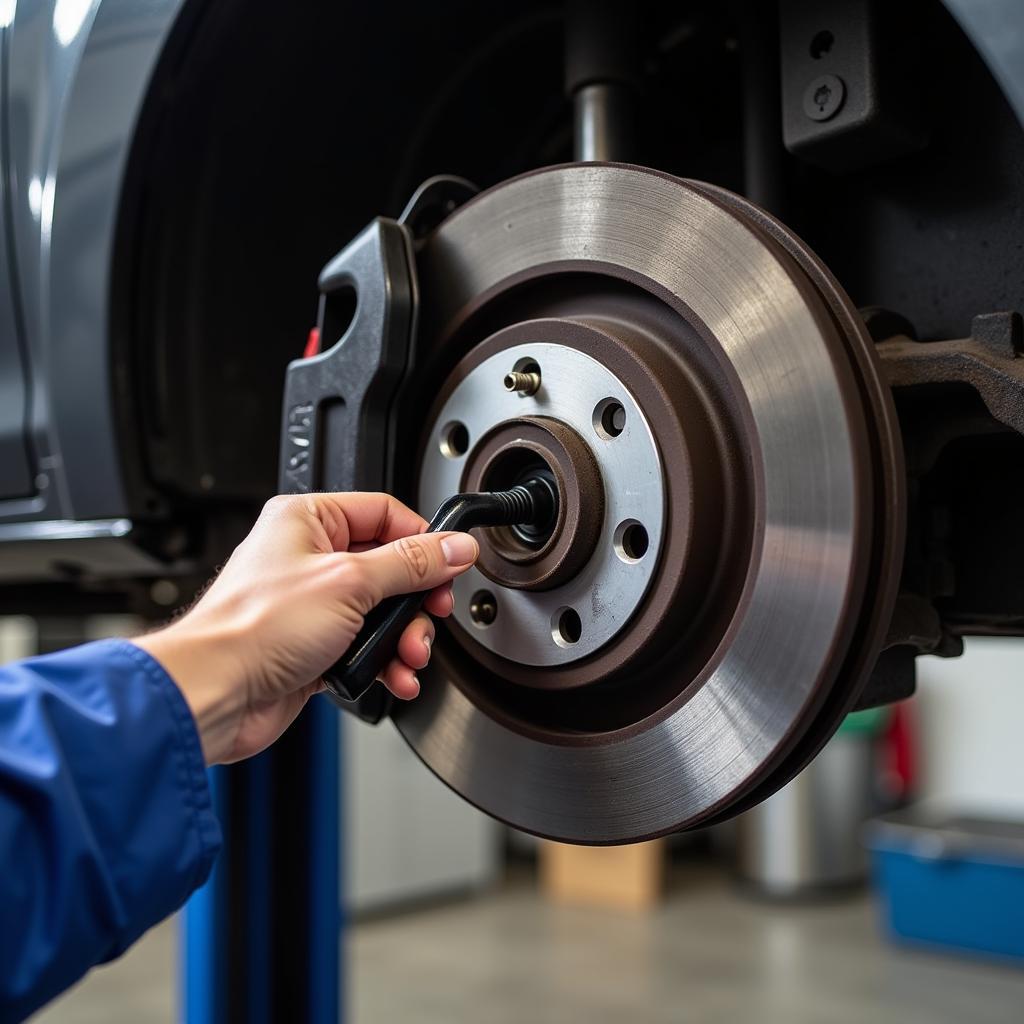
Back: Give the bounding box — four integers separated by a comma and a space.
0, 616, 36, 661
916, 637, 1024, 817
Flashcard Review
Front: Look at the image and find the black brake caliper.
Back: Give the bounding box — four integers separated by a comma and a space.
277, 176, 476, 722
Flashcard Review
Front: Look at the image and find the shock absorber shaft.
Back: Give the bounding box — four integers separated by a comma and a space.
566, 0, 639, 162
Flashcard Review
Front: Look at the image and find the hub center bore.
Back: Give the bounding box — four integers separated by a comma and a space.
463, 415, 603, 592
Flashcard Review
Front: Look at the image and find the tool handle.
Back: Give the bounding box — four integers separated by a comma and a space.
322, 590, 430, 702
321, 485, 549, 703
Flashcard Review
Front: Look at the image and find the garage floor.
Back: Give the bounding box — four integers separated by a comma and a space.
33, 866, 1024, 1023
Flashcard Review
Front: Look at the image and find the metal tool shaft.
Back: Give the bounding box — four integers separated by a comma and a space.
322, 479, 554, 703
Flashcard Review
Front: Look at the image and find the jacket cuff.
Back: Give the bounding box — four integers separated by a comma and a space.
120, 640, 222, 891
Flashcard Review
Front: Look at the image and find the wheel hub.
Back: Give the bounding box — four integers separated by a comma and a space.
394, 164, 903, 843
420, 336, 667, 666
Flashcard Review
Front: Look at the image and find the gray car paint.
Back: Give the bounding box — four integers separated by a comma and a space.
0, 0, 183, 531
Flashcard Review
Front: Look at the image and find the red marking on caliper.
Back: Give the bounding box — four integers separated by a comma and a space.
303, 326, 321, 359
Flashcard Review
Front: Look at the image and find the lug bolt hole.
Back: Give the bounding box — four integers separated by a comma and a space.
552, 606, 582, 647
593, 398, 626, 439
440, 421, 470, 458
614, 520, 649, 563
469, 590, 498, 627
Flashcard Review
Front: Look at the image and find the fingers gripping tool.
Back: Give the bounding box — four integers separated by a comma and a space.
323, 478, 557, 702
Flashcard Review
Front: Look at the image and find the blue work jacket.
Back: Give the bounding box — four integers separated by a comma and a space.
0, 639, 221, 1022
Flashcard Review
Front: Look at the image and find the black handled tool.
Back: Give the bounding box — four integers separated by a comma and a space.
322, 477, 557, 702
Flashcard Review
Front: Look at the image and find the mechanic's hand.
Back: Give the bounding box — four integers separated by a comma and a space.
134, 493, 478, 765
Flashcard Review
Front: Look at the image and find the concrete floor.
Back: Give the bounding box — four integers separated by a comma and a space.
32, 867, 1024, 1023
32, 918, 177, 1024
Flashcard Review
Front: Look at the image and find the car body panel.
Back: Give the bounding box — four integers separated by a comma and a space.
1, 0, 183, 532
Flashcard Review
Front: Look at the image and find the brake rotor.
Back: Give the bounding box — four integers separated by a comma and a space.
393, 164, 904, 844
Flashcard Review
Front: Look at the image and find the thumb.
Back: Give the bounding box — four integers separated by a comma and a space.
352, 531, 479, 604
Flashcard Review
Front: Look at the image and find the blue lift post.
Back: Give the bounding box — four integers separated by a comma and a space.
181, 698, 341, 1022
179, 211, 420, 1023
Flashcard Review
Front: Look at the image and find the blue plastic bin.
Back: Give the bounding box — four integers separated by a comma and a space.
867, 810, 1024, 964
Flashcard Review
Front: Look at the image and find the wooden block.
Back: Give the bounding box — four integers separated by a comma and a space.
539, 838, 665, 911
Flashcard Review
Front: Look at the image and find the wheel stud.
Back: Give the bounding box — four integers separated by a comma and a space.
503, 363, 541, 396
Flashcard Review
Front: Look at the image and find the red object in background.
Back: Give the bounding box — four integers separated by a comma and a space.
303, 326, 321, 359
879, 701, 917, 804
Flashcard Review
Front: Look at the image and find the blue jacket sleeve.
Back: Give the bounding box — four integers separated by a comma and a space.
0, 639, 222, 1022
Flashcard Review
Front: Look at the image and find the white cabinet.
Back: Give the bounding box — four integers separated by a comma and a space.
343, 715, 500, 913
917, 638, 1024, 817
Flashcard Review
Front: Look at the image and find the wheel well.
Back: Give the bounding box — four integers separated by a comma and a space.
111, 0, 1022, 533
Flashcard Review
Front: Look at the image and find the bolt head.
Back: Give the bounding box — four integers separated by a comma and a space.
802, 74, 845, 122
